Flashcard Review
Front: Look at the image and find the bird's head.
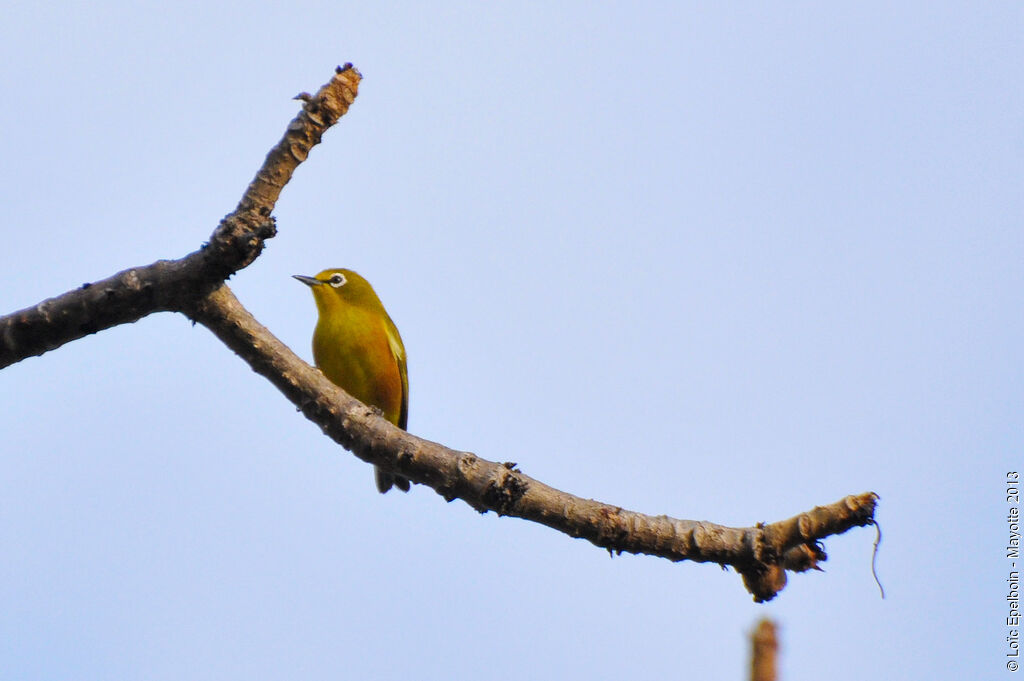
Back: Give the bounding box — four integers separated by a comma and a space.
293, 268, 384, 314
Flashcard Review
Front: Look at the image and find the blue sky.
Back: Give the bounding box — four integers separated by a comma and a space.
1, 3, 1021, 679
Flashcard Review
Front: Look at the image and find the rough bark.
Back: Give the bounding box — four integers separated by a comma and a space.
0, 65, 878, 602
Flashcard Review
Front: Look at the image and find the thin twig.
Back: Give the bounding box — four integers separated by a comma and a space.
0, 65, 361, 368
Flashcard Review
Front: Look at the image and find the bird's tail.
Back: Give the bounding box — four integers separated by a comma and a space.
375, 466, 411, 494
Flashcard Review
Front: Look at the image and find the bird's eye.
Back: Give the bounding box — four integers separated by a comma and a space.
329, 273, 347, 288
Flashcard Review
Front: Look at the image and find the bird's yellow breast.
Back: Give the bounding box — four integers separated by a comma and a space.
312, 305, 405, 427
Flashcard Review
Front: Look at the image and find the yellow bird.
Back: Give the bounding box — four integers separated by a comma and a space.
294, 268, 410, 493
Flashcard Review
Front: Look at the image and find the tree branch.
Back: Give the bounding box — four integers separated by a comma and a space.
749, 618, 779, 681
0, 65, 878, 602
187, 283, 876, 601
0, 64, 360, 368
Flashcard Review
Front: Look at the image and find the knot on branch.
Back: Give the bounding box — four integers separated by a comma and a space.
740, 563, 788, 603
481, 466, 529, 516
203, 215, 277, 280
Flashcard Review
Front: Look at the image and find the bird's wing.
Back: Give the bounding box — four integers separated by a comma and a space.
383, 317, 408, 430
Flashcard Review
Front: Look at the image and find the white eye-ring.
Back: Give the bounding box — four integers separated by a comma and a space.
328, 273, 347, 288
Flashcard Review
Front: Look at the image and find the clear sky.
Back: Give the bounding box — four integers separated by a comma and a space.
1, 2, 1020, 679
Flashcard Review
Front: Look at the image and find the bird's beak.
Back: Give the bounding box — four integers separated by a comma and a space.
292, 274, 322, 287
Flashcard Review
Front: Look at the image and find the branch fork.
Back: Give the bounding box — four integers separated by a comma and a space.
0, 65, 878, 602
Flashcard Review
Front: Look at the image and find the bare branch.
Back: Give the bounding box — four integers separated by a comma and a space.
0, 65, 361, 368
0, 66, 879, 602
750, 618, 779, 681
186, 283, 878, 602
